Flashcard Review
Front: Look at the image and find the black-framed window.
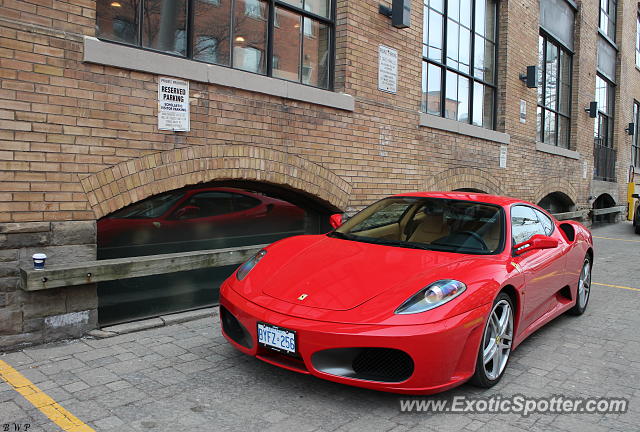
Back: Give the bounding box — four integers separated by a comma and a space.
96, 0, 334, 89
599, 0, 616, 40
421, 0, 497, 129
537, 33, 572, 148
632, 101, 640, 168
594, 74, 614, 148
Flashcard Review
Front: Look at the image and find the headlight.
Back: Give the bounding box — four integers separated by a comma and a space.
395, 280, 466, 314
236, 249, 267, 281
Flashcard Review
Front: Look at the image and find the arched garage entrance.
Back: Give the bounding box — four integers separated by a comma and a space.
537, 192, 576, 214
592, 193, 617, 224
97, 181, 336, 325
84, 143, 352, 326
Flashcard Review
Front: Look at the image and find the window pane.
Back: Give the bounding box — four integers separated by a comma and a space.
97, 0, 139, 45
422, 63, 442, 115
459, 27, 470, 74
446, 20, 459, 68
448, 0, 460, 22
424, 8, 443, 61
595, 75, 608, 114
429, 0, 444, 13
537, 36, 544, 105
539, 0, 575, 50
142, 0, 188, 55
474, 36, 493, 83
273, 7, 302, 82
457, 75, 469, 122
545, 42, 558, 110
302, 18, 330, 88
482, 87, 494, 128
233, 0, 267, 73
544, 110, 556, 145
305, 0, 330, 18
279, 0, 303, 8
460, 0, 471, 27
558, 50, 571, 115
193, 0, 231, 66
476, 0, 496, 41
472, 82, 483, 127
536, 106, 542, 142
473, 83, 493, 128
558, 116, 569, 149
445, 71, 458, 119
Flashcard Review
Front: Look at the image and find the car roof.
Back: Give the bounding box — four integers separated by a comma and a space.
391, 191, 531, 207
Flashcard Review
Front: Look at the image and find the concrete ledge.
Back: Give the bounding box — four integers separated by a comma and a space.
84, 36, 355, 111
89, 307, 218, 338
419, 113, 510, 144
535, 142, 581, 159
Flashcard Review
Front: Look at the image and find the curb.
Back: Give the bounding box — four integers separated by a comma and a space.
87, 307, 218, 338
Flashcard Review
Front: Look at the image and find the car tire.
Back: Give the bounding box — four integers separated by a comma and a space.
635, 220, 640, 234
470, 292, 514, 388
567, 255, 591, 316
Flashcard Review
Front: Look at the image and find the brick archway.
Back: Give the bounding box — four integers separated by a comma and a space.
532, 177, 578, 206
423, 167, 505, 195
80, 144, 352, 219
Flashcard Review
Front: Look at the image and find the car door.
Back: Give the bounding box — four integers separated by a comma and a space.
511, 205, 567, 331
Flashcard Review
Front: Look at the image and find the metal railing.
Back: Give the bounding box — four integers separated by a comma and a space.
593, 138, 617, 182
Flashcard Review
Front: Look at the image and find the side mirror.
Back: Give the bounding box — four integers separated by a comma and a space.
329, 213, 343, 229
175, 205, 200, 219
513, 234, 558, 255
633, 193, 640, 199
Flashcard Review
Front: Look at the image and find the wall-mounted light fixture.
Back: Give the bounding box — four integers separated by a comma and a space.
625, 122, 635, 135
519, 66, 538, 88
585, 101, 598, 118
379, 0, 411, 29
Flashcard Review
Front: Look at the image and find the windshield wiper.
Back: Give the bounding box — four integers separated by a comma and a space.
328, 231, 354, 240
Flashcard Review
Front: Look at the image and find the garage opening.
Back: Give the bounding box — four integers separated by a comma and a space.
592, 193, 617, 224
537, 192, 575, 214
97, 181, 334, 326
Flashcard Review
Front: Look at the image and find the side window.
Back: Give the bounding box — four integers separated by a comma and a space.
232, 193, 261, 211
511, 206, 545, 245
175, 192, 235, 219
533, 208, 554, 236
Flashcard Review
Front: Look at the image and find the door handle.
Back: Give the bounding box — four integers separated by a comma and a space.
153, 222, 161, 228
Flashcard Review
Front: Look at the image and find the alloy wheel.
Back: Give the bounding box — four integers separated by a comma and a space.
482, 299, 513, 381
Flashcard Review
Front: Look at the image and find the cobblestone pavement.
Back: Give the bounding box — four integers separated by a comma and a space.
1, 222, 639, 432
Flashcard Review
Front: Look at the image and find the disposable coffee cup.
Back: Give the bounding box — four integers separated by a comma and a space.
32, 253, 47, 270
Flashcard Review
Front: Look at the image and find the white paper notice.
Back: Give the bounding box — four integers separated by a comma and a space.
378, 45, 398, 94
158, 77, 190, 132
519, 100, 526, 123
499, 146, 508, 169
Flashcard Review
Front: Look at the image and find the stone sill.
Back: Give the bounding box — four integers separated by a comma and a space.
419, 113, 510, 144
83, 36, 355, 112
535, 142, 580, 160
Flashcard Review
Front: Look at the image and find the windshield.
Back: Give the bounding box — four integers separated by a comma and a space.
110, 191, 183, 219
330, 197, 504, 254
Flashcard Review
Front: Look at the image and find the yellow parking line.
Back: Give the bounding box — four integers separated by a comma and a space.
592, 235, 640, 243
593, 282, 640, 292
0, 359, 94, 432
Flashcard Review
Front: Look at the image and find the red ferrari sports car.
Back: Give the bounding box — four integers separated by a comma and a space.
219, 192, 593, 394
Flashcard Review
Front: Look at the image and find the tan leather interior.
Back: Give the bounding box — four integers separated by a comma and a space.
407, 213, 448, 243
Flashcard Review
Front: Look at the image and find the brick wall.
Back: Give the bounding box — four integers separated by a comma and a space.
0, 0, 638, 347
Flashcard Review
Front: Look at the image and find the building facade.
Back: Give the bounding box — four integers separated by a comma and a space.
1, 0, 639, 347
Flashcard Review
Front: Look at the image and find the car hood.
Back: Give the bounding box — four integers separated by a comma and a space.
257, 235, 477, 311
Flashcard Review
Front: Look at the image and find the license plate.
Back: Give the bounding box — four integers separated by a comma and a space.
257, 322, 296, 355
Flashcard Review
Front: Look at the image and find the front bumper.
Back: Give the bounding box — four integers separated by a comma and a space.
219, 281, 490, 394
